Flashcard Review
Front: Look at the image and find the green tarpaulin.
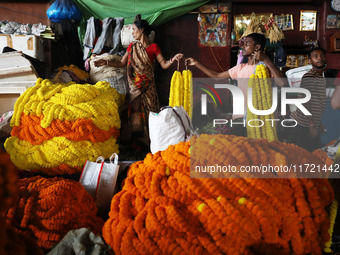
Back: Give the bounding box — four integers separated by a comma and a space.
73, 0, 209, 25
73, 0, 209, 44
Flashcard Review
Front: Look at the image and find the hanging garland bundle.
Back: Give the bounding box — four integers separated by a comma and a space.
266, 16, 285, 44
4, 78, 121, 175
247, 64, 278, 141
103, 134, 333, 255
183, 69, 193, 118
169, 69, 192, 118
6, 176, 104, 251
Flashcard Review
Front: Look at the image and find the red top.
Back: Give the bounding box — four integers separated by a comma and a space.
127, 43, 161, 63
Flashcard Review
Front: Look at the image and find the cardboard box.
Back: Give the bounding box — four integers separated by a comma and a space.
0, 51, 38, 115
0, 34, 44, 61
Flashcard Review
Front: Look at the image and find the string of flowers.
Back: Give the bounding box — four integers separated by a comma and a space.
0, 148, 17, 255
5, 78, 121, 175
0, 148, 44, 255
247, 64, 277, 141
183, 69, 193, 118
5, 136, 118, 174
169, 70, 192, 117
11, 113, 119, 145
103, 134, 334, 255
6, 176, 104, 251
324, 200, 338, 253
312, 149, 334, 170
0, 148, 17, 213
11, 79, 121, 130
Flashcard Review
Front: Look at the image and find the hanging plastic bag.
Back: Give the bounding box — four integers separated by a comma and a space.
79, 153, 120, 217
47, 0, 82, 23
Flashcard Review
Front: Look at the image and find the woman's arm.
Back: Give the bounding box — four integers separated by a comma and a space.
185, 58, 231, 79
331, 86, 340, 109
93, 52, 128, 68
157, 53, 183, 69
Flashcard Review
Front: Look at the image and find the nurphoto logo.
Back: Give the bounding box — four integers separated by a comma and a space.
195, 78, 312, 128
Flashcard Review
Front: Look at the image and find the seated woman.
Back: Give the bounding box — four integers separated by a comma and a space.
94, 15, 183, 148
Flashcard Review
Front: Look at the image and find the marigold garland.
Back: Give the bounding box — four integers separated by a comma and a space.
11, 78, 121, 130
324, 199, 338, 253
312, 149, 334, 170
11, 113, 119, 145
0, 148, 17, 213
169, 70, 192, 117
247, 64, 278, 141
0, 148, 18, 255
3, 225, 44, 255
0, 148, 43, 255
6, 176, 104, 251
103, 134, 334, 255
5, 136, 119, 172
5, 78, 121, 175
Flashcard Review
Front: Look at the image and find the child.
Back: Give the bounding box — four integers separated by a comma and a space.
290, 47, 327, 151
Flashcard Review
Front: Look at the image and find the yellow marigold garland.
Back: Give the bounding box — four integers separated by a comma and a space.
6, 176, 104, 251
103, 134, 334, 255
5, 78, 121, 175
169, 70, 192, 117
247, 64, 278, 141
5, 136, 118, 172
324, 199, 338, 253
183, 69, 193, 118
11, 79, 121, 130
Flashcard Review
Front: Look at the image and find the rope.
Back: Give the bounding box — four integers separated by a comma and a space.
209, 46, 225, 72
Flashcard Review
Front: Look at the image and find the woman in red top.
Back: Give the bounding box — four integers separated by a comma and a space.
94, 15, 183, 147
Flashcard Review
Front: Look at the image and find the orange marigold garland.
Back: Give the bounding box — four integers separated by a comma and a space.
5, 78, 121, 175
103, 134, 334, 255
312, 149, 334, 169
0, 148, 17, 255
0, 148, 43, 255
6, 176, 104, 251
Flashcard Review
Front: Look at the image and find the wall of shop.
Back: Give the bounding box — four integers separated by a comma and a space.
231, 0, 340, 69
0, 1, 50, 25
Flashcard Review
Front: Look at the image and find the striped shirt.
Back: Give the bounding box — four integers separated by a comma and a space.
290, 68, 326, 127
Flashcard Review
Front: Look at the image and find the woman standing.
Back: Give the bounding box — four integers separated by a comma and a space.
95, 15, 183, 147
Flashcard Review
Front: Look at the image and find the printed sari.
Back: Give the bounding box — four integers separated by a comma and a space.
122, 41, 159, 145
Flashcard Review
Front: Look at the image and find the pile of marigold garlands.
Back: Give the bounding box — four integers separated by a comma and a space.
0, 148, 43, 255
103, 134, 334, 255
4, 78, 121, 175
6, 175, 104, 251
